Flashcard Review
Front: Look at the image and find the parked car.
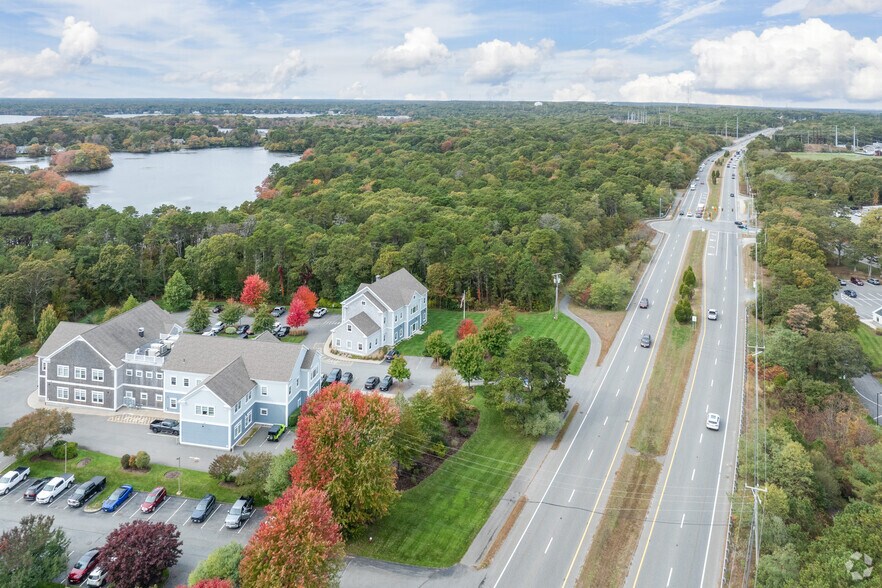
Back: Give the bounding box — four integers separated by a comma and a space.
679, 210, 685, 216
202, 330, 217, 337
363, 376, 380, 390
379, 375, 394, 392
149, 419, 180, 435
270, 306, 286, 317
267, 424, 286, 442
68, 548, 101, 585
236, 324, 250, 335
327, 368, 342, 382
707, 309, 719, 321
141, 486, 167, 513
0, 466, 29, 495
67, 476, 106, 508
734, 221, 744, 227
23, 477, 51, 501
239, 331, 249, 339
190, 493, 217, 523
225, 496, 255, 529
341, 371, 354, 384
102, 484, 133, 512
851, 276, 865, 286
312, 307, 328, 318
639, 297, 649, 309
839, 279, 848, 286
212, 305, 223, 313
273, 325, 290, 338
706, 413, 721, 431
36, 473, 74, 504
384, 348, 400, 362
869, 278, 881, 285
640, 333, 652, 348
86, 566, 108, 587
213, 321, 226, 331
844, 289, 858, 298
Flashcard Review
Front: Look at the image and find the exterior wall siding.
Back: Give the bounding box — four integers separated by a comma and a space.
253, 401, 286, 425
180, 420, 230, 450
44, 341, 114, 410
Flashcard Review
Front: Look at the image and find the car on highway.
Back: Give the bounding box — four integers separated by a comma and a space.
266, 424, 286, 442
140, 486, 167, 513
869, 278, 881, 285
270, 306, 286, 317
707, 309, 718, 320
312, 307, 328, 318
639, 297, 649, 309
363, 376, 380, 390
68, 548, 101, 585
844, 289, 857, 298
851, 276, 865, 286
341, 371, 354, 384
706, 413, 721, 431
36, 473, 74, 504
0, 466, 29, 495
190, 493, 217, 523
67, 476, 106, 508
23, 477, 51, 501
640, 333, 652, 348
379, 375, 394, 392
102, 484, 133, 512
225, 495, 255, 529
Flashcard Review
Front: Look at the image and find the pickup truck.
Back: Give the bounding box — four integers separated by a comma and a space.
224, 495, 255, 529
36, 473, 74, 504
0, 466, 29, 495
149, 419, 180, 435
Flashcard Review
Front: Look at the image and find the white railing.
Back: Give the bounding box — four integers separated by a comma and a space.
124, 353, 165, 366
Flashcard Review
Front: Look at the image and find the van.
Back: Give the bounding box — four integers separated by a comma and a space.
67, 476, 106, 508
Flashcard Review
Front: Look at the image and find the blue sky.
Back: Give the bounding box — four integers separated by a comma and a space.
2, 0, 882, 108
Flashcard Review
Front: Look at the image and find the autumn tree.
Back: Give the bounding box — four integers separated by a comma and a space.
0, 318, 20, 364
0, 409, 74, 458
293, 284, 319, 313
388, 355, 411, 381
35, 304, 59, 347
479, 309, 514, 357
240, 274, 270, 308
287, 297, 309, 328
292, 383, 399, 532
0, 514, 70, 588
98, 520, 181, 588
391, 393, 431, 473
208, 453, 242, 483
239, 486, 344, 587
450, 334, 484, 387
424, 330, 452, 364
162, 270, 193, 311
187, 542, 243, 586
456, 318, 478, 340
186, 293, 211, 333
188, 580, 233, 588
431, 368, 470, 421
235, 451, 273, 503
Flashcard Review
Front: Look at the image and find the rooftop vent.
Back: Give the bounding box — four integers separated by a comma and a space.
138, 327, 145, 337
375, 274, 381, 282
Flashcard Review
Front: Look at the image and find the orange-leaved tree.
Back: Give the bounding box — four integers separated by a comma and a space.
456, 318, 478, 340
286, 297, 309, 328
293, 285, 319, 313
240, 274, 269, 308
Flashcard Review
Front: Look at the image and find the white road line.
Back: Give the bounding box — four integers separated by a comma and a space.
691, 469, 696, 481
706, 404, 709, 413
568, 489, 575, 503
710, 379, 714, 388
603, 416, 608, 426
714, 358, 717, 365
626, 365, 630, 373
667, 568, 674, 587
680, 514, 686, 529
166, 500, 187, 524
588, 449, 594, 461
615, 388, 620, 397
545, 537, 554, 554
717, 339, 721, 346
700, 433, 703, 444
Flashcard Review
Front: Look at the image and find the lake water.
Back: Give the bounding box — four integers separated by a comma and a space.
0, 115, 39, 125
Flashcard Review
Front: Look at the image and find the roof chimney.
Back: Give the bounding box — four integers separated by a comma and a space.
138, 327, 145, 337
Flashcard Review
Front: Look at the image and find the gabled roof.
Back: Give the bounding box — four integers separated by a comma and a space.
37, 322, 93, 357
355, 268, 427, 311
349, 312, 380, 336
302, 349, 318, 369
201, 357, 256, 407
163, 334, 303, 382
252, 331, 280, 344
37, 301, 178, 364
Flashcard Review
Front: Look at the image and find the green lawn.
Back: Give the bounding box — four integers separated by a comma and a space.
789, 152, 864, 161
856, 324, 882, 371
14, 449, 246, 507
347, 392, 535, 567
395, 309, 590, 375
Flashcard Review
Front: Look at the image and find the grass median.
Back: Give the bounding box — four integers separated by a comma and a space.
856, 324, 882, 372
396, 309, 590, 375
15, 448, 243, 506
576, 230, 707, 587
347, 390, 535, 567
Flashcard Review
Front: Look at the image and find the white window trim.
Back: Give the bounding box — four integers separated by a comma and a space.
74, 366, 86, 380
57, 364, 69, 378
140, 392, 148, 401
195, 404, 215, 417
170, 376, 177, 385
41, 360, 48, 373
124, 389, 134, 399
259, 408, 268, 416
91, 391, 104, 404
169, 398, 178, 410
74, 388, 87, 402
155, 394, 163, 403
234, 422, 242, 437
126, 369, 133, 376
183, 378, 190, 387
57, 386, 69, 400
91, 369, 104, 382
146, 371, 153, 379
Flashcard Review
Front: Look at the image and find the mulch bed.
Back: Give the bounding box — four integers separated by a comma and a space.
396, 409, 480, 491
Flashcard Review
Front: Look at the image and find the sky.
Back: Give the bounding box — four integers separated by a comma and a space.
2, 0, 882, 108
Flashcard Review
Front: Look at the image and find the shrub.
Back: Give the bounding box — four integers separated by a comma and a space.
50, 441, 78, 459
128, 455, 138, 469
120, 454, 130, 470
674, 296, 693, 323
134, 451, 151, 470
288, 407, 301, 429
209, 454, 242, 483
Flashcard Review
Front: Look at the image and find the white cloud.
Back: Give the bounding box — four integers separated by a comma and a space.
764, 0, 882, 17
552, 83, 597, 101
623, 0, 724, 46
619, 70, 697, 102
589, 0, 654, 4
339, 81, 367, 99
270, 50, 309, 87
371, 27, 450, 75
404, 90, 449, 100
163, 49, 308, 98
465, 38, 554, 84
0, 16, 99, 80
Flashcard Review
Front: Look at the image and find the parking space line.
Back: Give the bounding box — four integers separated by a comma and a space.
165, 499, 187, 524
204, 503, 221, 524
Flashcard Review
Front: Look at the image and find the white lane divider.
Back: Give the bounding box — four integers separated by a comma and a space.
569, 489, 575, 503
545, 537, 554, 554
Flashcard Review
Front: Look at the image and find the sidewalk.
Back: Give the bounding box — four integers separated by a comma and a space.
27, 389, 166, 421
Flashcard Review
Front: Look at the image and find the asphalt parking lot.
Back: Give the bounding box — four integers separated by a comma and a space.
836, 280, 882, 321
0, 476, 262, 585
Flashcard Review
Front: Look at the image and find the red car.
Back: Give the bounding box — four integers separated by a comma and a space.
140, 486, 167, 513
68, 548, 100, 585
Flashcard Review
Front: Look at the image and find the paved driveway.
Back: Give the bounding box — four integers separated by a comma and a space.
835, 281, 882, 321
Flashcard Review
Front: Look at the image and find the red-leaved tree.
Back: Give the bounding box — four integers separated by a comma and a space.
183, 580, 233, 588
286, 297, 309, 328
98, 520, 182, 588
291, 383, 399, 532
240, 274, 269, 308
293, 285, 319, 313
239, 486, 344, 587
457, 318, 478, 340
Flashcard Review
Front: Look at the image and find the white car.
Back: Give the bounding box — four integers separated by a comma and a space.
36, 473, 74, 504
707, 309, 718, 320
86, 566, 108, 586
0, 467, 29, 495
706, 413, 721, 430
312, 307, 328, 318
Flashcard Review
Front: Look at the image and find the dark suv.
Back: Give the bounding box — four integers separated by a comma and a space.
363, 376, 380, 390
328, 368, 342, 382
379, 375, 394, 392
67, 476, 106, 508
851, 276, 865, 286
191, 493, 217, 523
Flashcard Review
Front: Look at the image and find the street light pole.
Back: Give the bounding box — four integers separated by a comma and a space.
877, 392, 880, 425
552, 273, 562, 320
177, 457, 182, 495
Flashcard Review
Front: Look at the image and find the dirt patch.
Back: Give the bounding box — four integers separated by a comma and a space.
76, 458, 91, 468
164, 470, 181, 479
566, 304, 625, 365
395, 409, 480, 491
552, 403, 579, 450
0, 355, 37, 378
479, 495, 528, 569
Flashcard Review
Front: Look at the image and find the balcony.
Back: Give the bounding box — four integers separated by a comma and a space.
124, 353, 165, 366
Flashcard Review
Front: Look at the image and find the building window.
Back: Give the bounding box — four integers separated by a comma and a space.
74, 389, 86, 402
57, 387, 69, 400
196, 379, 202, 386
245, 412, 253, 426
335, 338, 341, 346
156, 372, 163, 380
91, 369, 104, 382
246, 390, 253, 402
155, 394, 163, 404
126, 369, 133, 376
74, 366, 86, 380
183, 378, 190, 387
234, 422, 242, 437
260, 408, 268, 416
146, 371, 153, 379
124, 390, 134, 399
170, 376, 177, 385
288, 385, 293, 396
57, 364, 69, 378
358, 343, 363, 351
346, 340, 352, 349
196, 405, 215, 417
347, 324, 352, 332
260, 386, 268, 396
92, 391, 104, 404
140, 392, 148, 402
41, 360, 48, 373
235, 400, 241, 412
169, 398, 177, 410
311, 368, 317, 378
368, 342, 372, 350
362, 300, 365, 306
135, 370, 143, 378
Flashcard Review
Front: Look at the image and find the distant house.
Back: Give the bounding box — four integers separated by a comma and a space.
331, 268, 428, 357
36, 301, 321, 450
874, 307, 882, 325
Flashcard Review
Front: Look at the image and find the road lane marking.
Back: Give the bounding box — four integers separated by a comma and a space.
714, 358, 717, 365
711, 379, 714, 387
667, 568, 674, 587
626, 365, 630, 373
603, 416, 608, 426
588, 449, 594, 461
545, 537, 554, 554
616, 388, 620, 397
691, 469, 696, 481
700, 433, 703, 444
569, 489, 575, 503
680, 514, 685, 529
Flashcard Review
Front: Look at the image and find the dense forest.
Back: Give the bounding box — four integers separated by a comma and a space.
0, 114, 723, 342
735, 140, 882, 586
0, 165, 89, 215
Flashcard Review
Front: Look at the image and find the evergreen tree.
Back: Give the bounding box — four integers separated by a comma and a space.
162, 271, 193, 312
674, 296, 693, 323
0, 320, 21, 364
121, 295, 139, 313
36, 305, 59, 347
186, 294, 211, 333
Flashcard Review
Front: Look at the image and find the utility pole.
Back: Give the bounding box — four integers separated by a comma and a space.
552, 273, 562, 320
745, 483, 768, 578
176, 457, 182, 495
659, 196, 663, 218
725, 122, 728, 138
736, 115, 739, 139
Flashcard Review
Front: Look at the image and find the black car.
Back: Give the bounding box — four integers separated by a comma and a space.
341, 371, 354, 384
191, 493, 217, 523
67, 476, 106, 508
640, 333, 652, 348
383, 348, 400, 362
270, 306, 286, 317
236, 324, 250, 335
363, 376, 380, 390
844, 289, 858, 298
212, 305, 223, 314
638, 297, 649, 309
328, 368, 342, 382
379, 375, 394, 392
22, 477, 50, 501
